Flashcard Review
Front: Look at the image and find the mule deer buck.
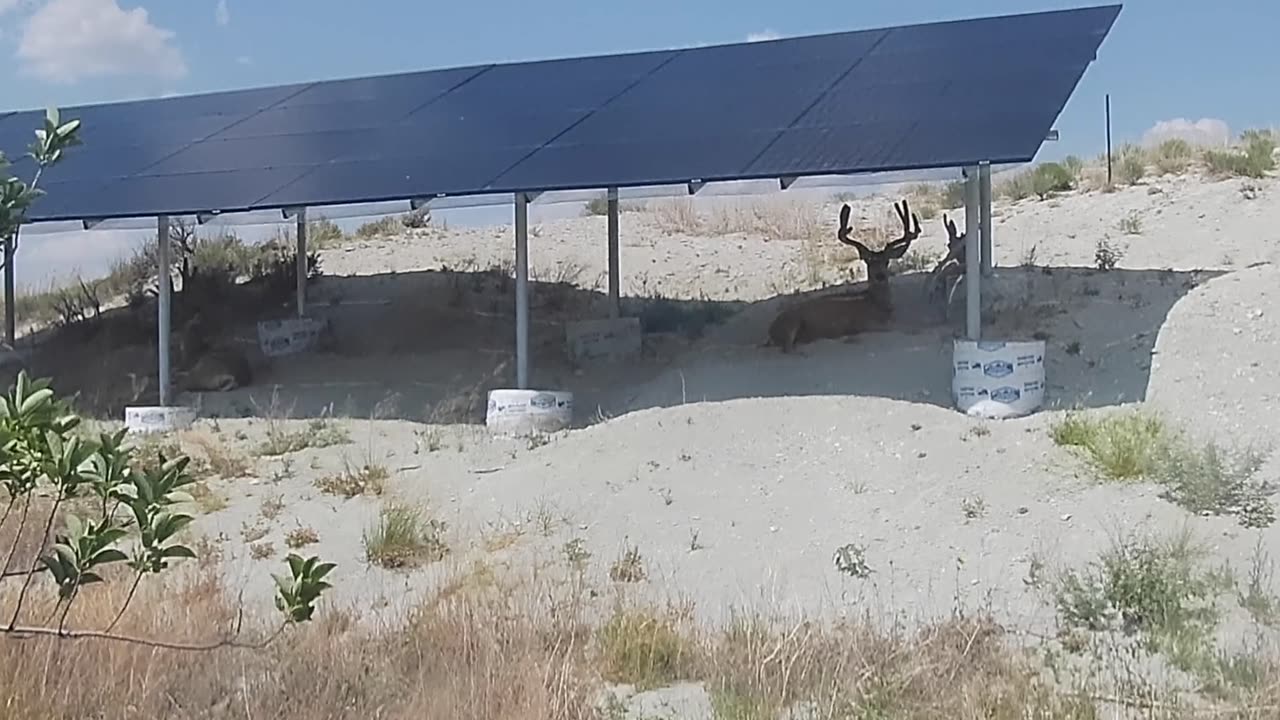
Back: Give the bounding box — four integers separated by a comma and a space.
924, 213, 968, 320
173, 313, 252, 392
767, 199, 921, 352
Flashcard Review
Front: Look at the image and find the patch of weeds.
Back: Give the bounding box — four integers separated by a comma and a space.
1116, 144, 1147, 185
285, 525, 320, 549
609, 543, 648, 583
314, 462, 390, 498
1238, 538, 1280, 628
1053, 530, 1233, 682
256, 418, 351, 457
1032, 161, 1075, 199
1156, 441, 1272, 527
961, 495, 987, 520
688, 529, 704, 552
1053, 410, 1274, 527
1064, 340, 1082, 356
833, 543, 871, 579
1204, 130, 1276, 179
249, 541, 276, 560
363, 504, 449, 569
1240, 181, 1262, 200
1153, 138, 1194, 175
1049, 409, 1168, 481
526, 433, 550, 451
188, 481, 228, 513
417, 426, 443, 453
241, 522, 269, 544
1094, 237, 1123, 271
259, 493, 285, 522
563, 537, 591, 570
597, 607, 693, 690
966, 423, 991, 439
188, 433, 252, 478
1118, 210, 1143, 235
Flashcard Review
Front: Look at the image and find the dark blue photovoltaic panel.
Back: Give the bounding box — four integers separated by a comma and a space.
138, 132, 362, 175
1, 4, 1120, 222
396, 108, 589, 150
255, 148, 530, 208
489, 131, 779, 192
279, 66, 485, 106
435, 50, 674, 111
211, 102, 408, 139
745, 123, 918, 177
33, 167, 313, 219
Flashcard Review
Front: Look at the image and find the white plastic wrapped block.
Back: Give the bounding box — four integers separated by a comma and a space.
124, 406, 196, 434
486, 389, 574, 436
952, 339, 1046, 419
257, 317, 327, 357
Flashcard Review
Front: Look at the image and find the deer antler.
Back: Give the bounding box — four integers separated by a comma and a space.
837, 200, 923, 260
836, 203, 874, 258
880, 199, 922, 260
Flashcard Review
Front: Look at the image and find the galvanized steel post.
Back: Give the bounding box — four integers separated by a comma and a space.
296, 207, 308, 317
515, 193, 530, 389
979, 162, 993, 276
607, 187, 620, 318
964, 169, 982, 340
157, 215, 172, 406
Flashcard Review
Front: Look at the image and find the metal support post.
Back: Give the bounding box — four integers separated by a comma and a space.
157, 215, 172, 406
607, 188, 620, 318
3, 231, 15, 345
979, 162, 993, 276
515, 193, 530, 389
964, 168, 982, 340
296, 207, 308, 317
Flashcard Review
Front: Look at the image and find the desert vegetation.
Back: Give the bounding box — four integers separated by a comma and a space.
5, 85, 1280, 719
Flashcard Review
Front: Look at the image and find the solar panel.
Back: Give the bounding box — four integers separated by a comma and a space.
1, 4, 1121, 223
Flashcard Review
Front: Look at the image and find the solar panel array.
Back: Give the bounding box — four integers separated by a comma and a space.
0, 4, 1120, 223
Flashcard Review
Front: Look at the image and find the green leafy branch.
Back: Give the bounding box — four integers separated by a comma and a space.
0, 107, 82, 268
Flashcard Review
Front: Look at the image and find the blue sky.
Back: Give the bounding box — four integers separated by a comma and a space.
0, 0, 1277, 285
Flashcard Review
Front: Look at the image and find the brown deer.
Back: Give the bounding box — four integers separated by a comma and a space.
924, 214, 967, 320
173, 313, 252, 392
767, 199, 921, 352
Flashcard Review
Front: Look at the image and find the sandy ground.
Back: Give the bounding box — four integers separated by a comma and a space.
10, 171, 1280, 717
148, 172, 1280, 642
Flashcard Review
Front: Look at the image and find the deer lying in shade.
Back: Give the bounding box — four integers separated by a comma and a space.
767, 199, 921, 352
173, 313, 253, 393
923, 213, 968, 321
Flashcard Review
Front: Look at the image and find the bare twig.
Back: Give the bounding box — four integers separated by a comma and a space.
0, 494, 32, 576
2, 619, 289, 653
7, 494, 63, 630
0, 496, 15, 535
105, 570, 144, 633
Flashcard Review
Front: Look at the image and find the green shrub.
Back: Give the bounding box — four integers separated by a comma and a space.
1031, 162, 1075, 199
1154, 138, 1194, 175
1116, 145, 1147, 185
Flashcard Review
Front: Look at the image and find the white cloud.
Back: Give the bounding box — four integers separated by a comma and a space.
17, 0, 187, 84
1142, 118, 1232, 148
215, 0, 228, 26
746, 29, 780, 42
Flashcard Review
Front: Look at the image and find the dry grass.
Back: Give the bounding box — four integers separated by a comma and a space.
256, 418, 352, 457
285, 525, 320, 549
314, 462, 390, 498
186, 431, 253, 479
646, 197, 825, 243
364, 503, 450, 569
1050, 409, 1273, 527
4, 545, 1280, 719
